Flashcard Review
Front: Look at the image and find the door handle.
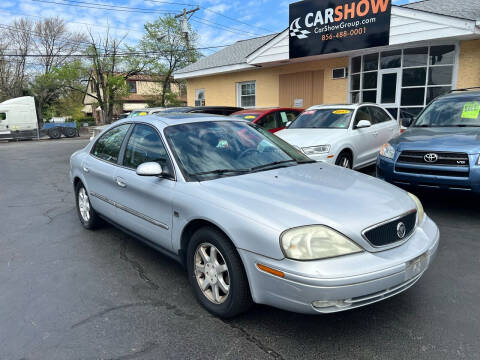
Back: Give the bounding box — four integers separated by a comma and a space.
83, 166, 89, 173
115, 177, 127, 188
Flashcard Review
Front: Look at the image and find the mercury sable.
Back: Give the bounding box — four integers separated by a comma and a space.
69, 114, 439, 318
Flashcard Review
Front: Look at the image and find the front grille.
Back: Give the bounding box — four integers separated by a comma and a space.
395, 165, 470, 178
398, 151, 469, 167
363, 212, 417, 247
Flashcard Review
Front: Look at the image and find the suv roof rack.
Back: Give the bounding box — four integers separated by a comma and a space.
449, 87, 480, 93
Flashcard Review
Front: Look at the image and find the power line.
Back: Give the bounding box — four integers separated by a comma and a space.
191, 17, 262, 37
30, 0, 177, 14
203, 7, 275, 33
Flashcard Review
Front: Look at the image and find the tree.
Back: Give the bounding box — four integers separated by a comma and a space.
85, 28, 146, 124
33, 17, 87, 75
140, 15, 200, 107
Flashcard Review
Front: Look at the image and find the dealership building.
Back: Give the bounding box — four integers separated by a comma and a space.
174, 0, 480, 120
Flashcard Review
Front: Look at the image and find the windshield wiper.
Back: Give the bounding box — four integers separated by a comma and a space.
249, 160, 297, 172
191, 169, 251, 177
444, 124, 480, 127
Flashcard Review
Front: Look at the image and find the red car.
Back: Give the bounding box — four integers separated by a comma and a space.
231, 108, 304, 133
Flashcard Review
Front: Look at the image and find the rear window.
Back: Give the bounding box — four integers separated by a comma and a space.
289, 109, 353, 129
0, 113, 6, 121
231, 113, 260, 121
415, 97, 480, 127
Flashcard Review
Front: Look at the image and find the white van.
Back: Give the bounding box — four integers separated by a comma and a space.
0, 96, 39, 140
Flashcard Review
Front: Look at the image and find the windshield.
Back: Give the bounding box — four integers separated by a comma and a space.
289, 109, 352, 129
231, 113, 260, 121
414, 98, 480, 127
164, 121, 312, 181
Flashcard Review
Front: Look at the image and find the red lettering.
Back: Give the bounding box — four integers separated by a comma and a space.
357, 0, 370, 17
370, 0, 389, 14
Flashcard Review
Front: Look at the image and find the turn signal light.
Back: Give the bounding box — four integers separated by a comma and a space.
257, 264, 285, 278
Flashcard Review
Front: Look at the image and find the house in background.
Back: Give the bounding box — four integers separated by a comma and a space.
82, 73, 186, 123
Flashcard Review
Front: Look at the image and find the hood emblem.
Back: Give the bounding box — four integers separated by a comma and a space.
397, 222, 407, 239
424, 153, 439, 163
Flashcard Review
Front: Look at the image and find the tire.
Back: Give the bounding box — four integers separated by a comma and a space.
63, 127, 78, 138
75, 182, 102, 229
335, 151, 353, 169
186, 227, 252, 318
48, 128, 61, 139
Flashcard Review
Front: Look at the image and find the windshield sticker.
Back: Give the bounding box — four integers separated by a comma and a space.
333, 110, 351, 115
461, 102, 480, 119
303, 110, 316, 115
244, 115, 256, 119
139, 112, 147, 116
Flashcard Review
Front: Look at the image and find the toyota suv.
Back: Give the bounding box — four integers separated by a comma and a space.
377, 88, 480, 193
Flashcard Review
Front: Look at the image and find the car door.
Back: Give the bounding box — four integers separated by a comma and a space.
370, 106, 400, 148
112, 123, 176, 250
350, 106, 377, 165
83, 123, 132, 219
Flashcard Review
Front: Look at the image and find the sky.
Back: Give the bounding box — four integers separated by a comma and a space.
0, 0, 421, 55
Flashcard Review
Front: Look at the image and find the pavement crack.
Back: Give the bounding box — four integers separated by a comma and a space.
119, 239, 159, 290
222, 320, 285, 360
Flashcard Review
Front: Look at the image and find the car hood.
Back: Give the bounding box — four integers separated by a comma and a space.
392, 127, 480, 154
199, 163, 415, 248
276, 128, 348, 148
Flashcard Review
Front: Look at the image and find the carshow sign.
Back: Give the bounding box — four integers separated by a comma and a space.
289, 0, 392, 59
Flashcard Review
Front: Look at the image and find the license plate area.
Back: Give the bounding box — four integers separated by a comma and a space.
405, 253, 428, 281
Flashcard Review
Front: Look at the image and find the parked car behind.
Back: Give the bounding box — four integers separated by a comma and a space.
276, 104, 400, 169
377, 89, 480, 193
70, 114, 439, 318
231, 108, 303, 133
157, 106, 243, 116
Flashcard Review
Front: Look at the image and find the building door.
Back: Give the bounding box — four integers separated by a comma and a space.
376, 69, 401, 120
279, 71, 324, 108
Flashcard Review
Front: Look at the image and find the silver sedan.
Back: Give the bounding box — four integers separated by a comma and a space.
69, 114, 439, 318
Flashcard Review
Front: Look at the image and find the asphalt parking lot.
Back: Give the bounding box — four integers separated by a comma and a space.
1, 138, 479, 360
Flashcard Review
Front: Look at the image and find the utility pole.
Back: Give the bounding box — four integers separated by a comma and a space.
175, 7, 200, 63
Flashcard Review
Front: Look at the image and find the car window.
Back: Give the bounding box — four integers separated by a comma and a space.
282, 111, 300, 124
353, 107, 372, 127
92, 124, 130, 164
290, 109, 352, 129
123, 124, 173, 176
231, 113, 260, 121
0, 112, 6, 121
415, 97, 480, 127
370, 107, 392, 124
258, 112, 277, 130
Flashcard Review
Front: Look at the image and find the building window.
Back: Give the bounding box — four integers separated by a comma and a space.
349, 44, 456, 120
195, 89, 205, 106
127, 81, 137, 93
237, 81, 256, 108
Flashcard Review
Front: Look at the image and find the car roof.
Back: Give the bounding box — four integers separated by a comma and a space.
152, 113, 242, 126
308, 103, 384, 110
437, 90, 480, 101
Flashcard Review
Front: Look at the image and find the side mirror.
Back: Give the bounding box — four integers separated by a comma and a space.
402, 117, 414, 128
285, 121, 292, 128
136, 162, 163, 177
356, 120, 372, 129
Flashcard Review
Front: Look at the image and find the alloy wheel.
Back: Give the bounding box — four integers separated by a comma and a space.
194, 243, 230, 304
78, 187, 91, 222
341, 157, 351, 168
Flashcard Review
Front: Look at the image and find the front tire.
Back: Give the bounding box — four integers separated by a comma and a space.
187, 227, 252, 318
335, 151, 353, 169
48, 128, 61, 139
75, 182, 102, 229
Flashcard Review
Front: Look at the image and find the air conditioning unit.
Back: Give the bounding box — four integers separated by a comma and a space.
332, 67, 348, 79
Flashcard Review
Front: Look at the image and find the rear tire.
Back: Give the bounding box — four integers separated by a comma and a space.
335, 151, 353, 169
63, 127, 78, 138
75, 182, 102, 230
186, 227, 252, 318
48, 128, 61, 139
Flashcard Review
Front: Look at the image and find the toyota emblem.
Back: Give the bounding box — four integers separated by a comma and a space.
424, 153, 438, 163
397, 222, 406, 239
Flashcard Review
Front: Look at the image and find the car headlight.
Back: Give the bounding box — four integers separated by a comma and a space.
280, 225, 363, 260
407, 192, 425, 225
302, 145, 330, 156
379, 143, 395, 159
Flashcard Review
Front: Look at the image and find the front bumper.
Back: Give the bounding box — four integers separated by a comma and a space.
308, 153, 336, 164
377, 155, 480, 193
238, 216, 439, 314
